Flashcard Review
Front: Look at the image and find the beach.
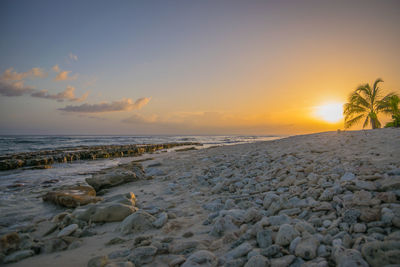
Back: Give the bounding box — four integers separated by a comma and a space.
1, 128, 400, 266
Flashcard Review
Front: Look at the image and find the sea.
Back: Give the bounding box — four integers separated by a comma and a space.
0, 135, 282, 234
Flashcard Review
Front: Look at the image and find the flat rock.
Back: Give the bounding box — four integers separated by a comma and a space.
86, 163, 145, 191
128, 246, 157, 266
225, 242, 252, 260
42, 185, 101, 208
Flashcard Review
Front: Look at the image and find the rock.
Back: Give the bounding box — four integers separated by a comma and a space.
108, 250, 130, 259
319, 189, 334, 201
355, 180, 377, 191
353, 223, 366, 233
209, 215, 239, 237
42, 185, 101, 208
3, 249, 34, 263
333, 246, 368, 267
169, 255, 186, 267
128, 246, 157, 265
378, 177, 400, 191
0, 232, 20, 254
295, 236, 319, 260
105, 192, 136, 206
275, 224, 300, 246
42, 238, 68, 253
376, 192, 397, 203
359, 207, 381, 222
289, 237, 301, 254
269, 255, 295, 267
225, 242, 252, 260
341, 172, 355, 182
244, 255, 270, 267
86, 163, 145, 191
104, 262, 134, 267
295, 221, 315, 234
57, 224, 78, 238
301, 257, 328, 267
343, 209, 361, 224
169, 241, 199, 254
181, 250, 218, 267
361, 241, 400, 267
268, 214, 291, 226
260, 245, 281, 257
117, 210, 155, 234
256, 229, 272, 248
74, 203, 137, 222
88, 255, 109, 267
153, 212, 168, 228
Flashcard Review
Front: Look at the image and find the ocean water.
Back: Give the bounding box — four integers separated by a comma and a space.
0, 135, 281, 155
0, 135, 282, 233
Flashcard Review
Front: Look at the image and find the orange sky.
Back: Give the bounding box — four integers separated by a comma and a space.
1, 1, 399, 135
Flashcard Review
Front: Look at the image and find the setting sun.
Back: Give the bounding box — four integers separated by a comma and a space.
314, 103, 344, 123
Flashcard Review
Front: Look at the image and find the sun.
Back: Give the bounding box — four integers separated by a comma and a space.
314, 102, 344, 123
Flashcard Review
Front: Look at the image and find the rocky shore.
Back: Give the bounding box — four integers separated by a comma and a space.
1, 128, 400, 266
0, 142, 201, 171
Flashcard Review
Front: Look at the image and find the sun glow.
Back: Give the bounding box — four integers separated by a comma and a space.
314, 102, 344, 123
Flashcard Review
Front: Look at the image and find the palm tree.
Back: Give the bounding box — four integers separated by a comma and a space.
379, 94, 400, 127
343, 78, 398, 129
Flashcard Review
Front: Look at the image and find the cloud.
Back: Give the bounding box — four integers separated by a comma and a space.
0, 80, 34, 96
1, 67, 47, 81
122, 113, 159, 124
31, 86, 88, 102
52, 64, 60, 72
54, 70, 78, 81
69, 53, 78, 62
59, 97, 151, 113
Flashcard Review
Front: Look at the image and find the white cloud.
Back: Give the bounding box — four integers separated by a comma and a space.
59, 97, 151, 113
31, 86, 89, 102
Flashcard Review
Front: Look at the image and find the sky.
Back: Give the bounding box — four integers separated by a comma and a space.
1, 0, 399, 135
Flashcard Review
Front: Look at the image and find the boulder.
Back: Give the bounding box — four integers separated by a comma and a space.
42, 185, 101, 208
225, 242, 252, 260
117, 210, 155, 234
256, 229, 272, 248
333, 246, 368, 267
86, 163, 145, 192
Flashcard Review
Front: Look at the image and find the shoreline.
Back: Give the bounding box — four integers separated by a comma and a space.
1, 128, 399, 266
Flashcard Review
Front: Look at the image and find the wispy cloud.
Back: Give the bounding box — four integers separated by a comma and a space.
69, 53, 78, 62
52, 64, 60, 73
59, 97, 151, 113
54, 70, 78, 81
122, 113, 159, 124
0, 80, 34, 96
1, 67, 47, 81
31, 86, 88, 102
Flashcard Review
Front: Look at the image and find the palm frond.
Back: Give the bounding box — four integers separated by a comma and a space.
344, 114, 365, 129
